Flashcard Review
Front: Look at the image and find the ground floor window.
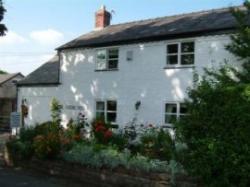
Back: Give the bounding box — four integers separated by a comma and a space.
96, 100, 117, 123
165, 102, 187, 125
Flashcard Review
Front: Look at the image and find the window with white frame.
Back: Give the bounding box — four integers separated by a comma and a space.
96, 100, 117, 123
96, 48, 119, 70
166, 42, 195, 66
165, 103, 187, 124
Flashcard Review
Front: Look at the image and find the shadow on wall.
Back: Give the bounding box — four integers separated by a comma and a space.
21, 9, 236, 126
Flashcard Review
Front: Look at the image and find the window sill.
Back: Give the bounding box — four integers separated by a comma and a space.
162, 124, 173, 129
110, 124, 119, 129
95, 69, 119, 72
163, 65, 195, 69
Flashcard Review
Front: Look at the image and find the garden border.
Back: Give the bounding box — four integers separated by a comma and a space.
5, 156, 199, 187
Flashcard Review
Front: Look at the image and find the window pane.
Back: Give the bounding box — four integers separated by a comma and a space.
96, 50, 107, 70
96, 61, 106, 70
167, 55, 178, 65
96, 112, 105, 120
108, 49, 119, 59
107, 101, 117, 111
108, 60, 118, 69
167, 44, 178, 54
165, 114, 177, 124
181, 42, 194, 53
181, 54, 194, 65
97, 50, 106, 60
96, 101, 105, 110
165, 104, 177, 113
180, 104, 188, 114
107, 112, 117, 122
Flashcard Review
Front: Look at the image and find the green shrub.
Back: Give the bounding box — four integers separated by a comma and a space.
64, 143, 169, 172
175, 3, 250, 186
176, 78, 250, 186
138, 128, 174, 161
33, 132, 61, 159
34, 121, 62, 135
6, 139, 33, 161
50, 98, 62, 124
109, 132, 128, 151
19, 127, 37, 142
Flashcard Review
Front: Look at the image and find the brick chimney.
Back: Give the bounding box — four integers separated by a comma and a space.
95, 5, 111, 30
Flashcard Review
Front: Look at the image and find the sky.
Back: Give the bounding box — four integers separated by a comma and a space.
0, 0, 244, 75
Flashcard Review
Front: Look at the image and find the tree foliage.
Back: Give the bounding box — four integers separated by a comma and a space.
175, 2, 250, 186
50, 98, 62, 124
0, 69, 7, 74
226, 1, 250, 83
0, 0, 7, 36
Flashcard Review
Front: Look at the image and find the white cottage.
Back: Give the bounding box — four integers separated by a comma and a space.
17, 6, 242, 127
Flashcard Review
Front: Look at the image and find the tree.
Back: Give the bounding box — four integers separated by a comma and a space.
0, 69, 7, 74
226, 1, 250, 83
0, 0, 7, 36
175, 2, 250, 186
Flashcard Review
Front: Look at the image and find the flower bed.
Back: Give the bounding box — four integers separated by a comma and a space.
4, 100, 196, 186
14, 159, 198, 187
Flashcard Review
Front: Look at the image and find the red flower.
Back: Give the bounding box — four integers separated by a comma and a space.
95, 121, 104, 127
95, 125, 106, 132
104, 130, 112, 139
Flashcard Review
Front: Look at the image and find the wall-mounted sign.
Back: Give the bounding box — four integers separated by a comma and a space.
65, 105, 84, 111
10, 112, 21, 128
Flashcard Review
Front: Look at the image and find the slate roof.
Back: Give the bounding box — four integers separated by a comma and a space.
17, 55, 60, 86
0, 73, 24, 85
58, 6, 248, 50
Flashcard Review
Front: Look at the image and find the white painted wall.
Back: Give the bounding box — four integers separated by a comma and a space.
18, 34, 239, 127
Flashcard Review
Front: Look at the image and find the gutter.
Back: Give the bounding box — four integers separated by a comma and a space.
56, 27, 236, 51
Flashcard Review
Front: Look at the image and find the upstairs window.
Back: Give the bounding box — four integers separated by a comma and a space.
96, 100, 117, 123
166, 42, 195, 66
96, 48, 119, 70
165, 103, 187, 125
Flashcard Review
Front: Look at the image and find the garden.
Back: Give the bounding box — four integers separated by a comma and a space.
5, 98, 190, 186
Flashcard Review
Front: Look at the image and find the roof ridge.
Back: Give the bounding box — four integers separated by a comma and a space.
106, 5, 243, 28
0, 72, 24, 85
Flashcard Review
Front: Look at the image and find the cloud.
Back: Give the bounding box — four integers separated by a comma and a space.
0, 53, 55, 75
0, 31, 27, 45
30, 29, 64, 45
0, 29, 64, 75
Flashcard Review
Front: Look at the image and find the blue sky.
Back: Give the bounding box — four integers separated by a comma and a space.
0, 0, 244, 75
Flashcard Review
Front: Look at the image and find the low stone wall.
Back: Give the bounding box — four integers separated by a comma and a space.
14, 159, 199, 187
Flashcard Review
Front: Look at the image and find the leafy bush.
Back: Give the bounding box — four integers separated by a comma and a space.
139, 127, 174, 161
14, 121, 63, 160
64, 143, 169, 173
19, 127, 37, 142
6, 139, 33, 161
109, 132, 128, 151
176, 72, 250, 186
33, 132, 61, 159
50, 98, 62, 124
174, 3, 250, 186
